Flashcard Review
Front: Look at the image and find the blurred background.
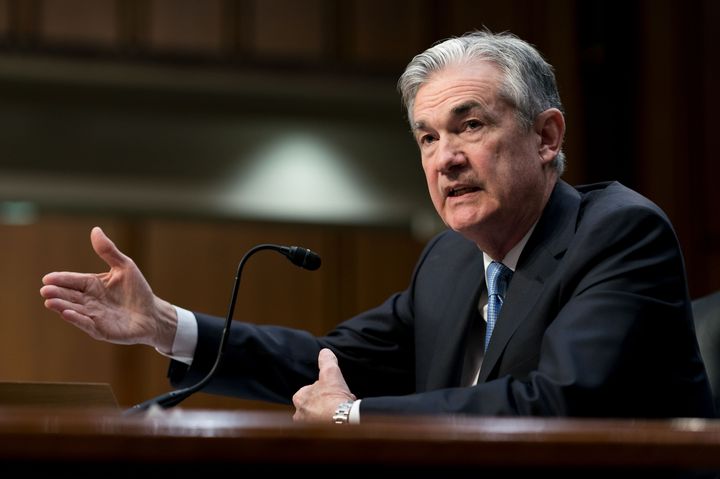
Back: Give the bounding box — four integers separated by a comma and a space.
0, 0, 717, 410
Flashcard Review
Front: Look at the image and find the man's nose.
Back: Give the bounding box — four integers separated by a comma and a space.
437, 136, 467, 173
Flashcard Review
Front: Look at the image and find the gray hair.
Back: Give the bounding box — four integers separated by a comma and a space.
398, 30, 566, 175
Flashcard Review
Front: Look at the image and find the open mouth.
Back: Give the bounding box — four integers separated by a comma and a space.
448, 186, 481, 197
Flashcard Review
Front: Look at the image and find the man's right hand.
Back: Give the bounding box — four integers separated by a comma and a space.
39, 226, 177, 353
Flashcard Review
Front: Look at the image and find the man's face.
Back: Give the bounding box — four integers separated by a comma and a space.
412, 61, 549, 246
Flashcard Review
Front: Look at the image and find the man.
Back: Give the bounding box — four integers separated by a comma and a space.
40, 30, 714, 423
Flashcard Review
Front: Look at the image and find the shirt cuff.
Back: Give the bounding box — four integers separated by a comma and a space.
349, 399, 361, 424
154, 305, 198, 365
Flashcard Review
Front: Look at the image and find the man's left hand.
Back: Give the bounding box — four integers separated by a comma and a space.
292, 348, 356, 422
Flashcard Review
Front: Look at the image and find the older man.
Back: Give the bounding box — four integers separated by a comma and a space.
41, 30, 714, 423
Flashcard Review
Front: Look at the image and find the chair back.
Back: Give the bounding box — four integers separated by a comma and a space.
693, 291, 720, 414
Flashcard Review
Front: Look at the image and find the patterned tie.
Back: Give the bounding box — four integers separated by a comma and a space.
485, 261, 513, 351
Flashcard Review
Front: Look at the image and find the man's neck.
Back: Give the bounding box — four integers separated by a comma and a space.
472, 177, 557, 259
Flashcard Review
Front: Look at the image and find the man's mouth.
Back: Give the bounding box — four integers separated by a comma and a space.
447, 186, 481, 197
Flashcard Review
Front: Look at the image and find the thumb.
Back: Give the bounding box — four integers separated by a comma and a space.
317, 348, 342, 381
90, 226, 129, 269
318, 348, 338, 368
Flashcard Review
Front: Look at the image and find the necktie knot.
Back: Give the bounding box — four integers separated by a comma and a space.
485, 261, 513, 351
487, 261, 512, 297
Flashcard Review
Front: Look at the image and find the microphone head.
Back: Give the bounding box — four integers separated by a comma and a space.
286, 246, 322, 271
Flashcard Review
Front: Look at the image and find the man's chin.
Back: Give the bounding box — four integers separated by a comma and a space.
448, 221, 481, 237
445, 216, 491, 242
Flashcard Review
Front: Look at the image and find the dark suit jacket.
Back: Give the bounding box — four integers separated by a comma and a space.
169, 180, 714, 418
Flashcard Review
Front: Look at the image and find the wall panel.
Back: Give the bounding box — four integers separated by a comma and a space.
147, 0, 224, 54
40, 0, 117, 46
347, 0, 431, 68
252, 0, 326, 61
0, 215, 424, 409
0, 0, 9, 36
0, 216, 128, 383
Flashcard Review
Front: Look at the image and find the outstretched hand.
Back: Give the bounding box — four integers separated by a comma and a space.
39, 226, 177, 352
292, 348, 356, 423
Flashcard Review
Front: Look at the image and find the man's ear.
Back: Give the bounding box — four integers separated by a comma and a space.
535, 108, 565, 165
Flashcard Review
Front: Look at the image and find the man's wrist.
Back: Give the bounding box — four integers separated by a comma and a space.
332, 400, 355, 424
153, 297, 179, 354
154, 305, 197, 365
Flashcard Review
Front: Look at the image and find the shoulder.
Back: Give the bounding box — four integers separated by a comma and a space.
576, 181, 669, 219
574, 181, 674, 234
562, 182, 685, 279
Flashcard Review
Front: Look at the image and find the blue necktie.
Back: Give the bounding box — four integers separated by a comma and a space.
485, 261, 513, 351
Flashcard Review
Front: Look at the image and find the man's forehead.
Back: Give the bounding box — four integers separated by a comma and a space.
420, 60, 502, 93
413, 99, 489, 128
412, 64, 502, 118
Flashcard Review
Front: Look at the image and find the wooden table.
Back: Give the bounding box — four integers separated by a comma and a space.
0, 407, 718, 477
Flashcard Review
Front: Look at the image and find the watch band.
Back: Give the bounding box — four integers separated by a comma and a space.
332, 400, 355, 424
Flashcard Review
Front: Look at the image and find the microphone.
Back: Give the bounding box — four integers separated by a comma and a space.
281, 246, 321, 271
123, 243, 321, 415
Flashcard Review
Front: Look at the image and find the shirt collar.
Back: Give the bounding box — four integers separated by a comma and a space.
482, 221, 538, 274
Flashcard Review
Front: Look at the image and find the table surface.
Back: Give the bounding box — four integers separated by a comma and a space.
0, 406, 718, 470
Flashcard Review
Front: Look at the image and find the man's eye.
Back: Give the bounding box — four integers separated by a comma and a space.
420, 134, 437, 145
465, 120, 482, 130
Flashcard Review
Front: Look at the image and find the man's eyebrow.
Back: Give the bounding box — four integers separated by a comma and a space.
451, 101, 484, 117
412, 101, 490, 132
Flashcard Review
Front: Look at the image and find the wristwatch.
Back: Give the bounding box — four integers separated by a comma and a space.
332, 400, 355, 424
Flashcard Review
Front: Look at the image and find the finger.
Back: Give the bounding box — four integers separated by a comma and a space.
292, 408, 303, 422
43, 296, 89, 325
39, 283, 60, 298
59, 309, 106, 340
60, 308, 94, 329
43, 297, 107, 340
43, 297, 87, 316
43, 297, 69, 315
292, 385, 308, 408
292, 385, 311, 422
90, 226, 129, 269
40, 284, 88, 303
41, 272, 96, 292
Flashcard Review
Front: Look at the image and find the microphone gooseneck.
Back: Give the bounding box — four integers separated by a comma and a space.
123, 243, 321, 415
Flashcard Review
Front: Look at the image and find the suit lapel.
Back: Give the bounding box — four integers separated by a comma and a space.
425, 251, 485, 389
477, 181, 581, 382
